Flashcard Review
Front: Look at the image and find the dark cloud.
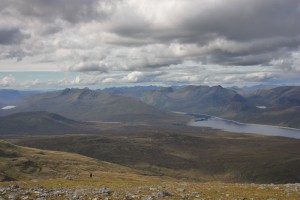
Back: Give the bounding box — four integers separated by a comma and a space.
38, 25, 64, 36
0, 27, 30, 45
202, 38, 300, 66
69, 62, 109, 72
111, 0, 300, 43
108, 0, 300, 67
0, 0, 118, 24
137, 58, 182, 69
0, 0, 300, 87
181, 0, 300, 42
4, 50, 26, 61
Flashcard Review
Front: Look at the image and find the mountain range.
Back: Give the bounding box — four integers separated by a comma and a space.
0, 88, 184, 123
112, 85, 300, 128
1, 85, 299, 128
138, 85, 248, 115
0, 89, 41, 104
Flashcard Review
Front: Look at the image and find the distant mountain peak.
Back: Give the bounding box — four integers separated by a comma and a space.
161, 87, 174, 92
59, 88, 98, 99
77, 89, 98, 100
211, 85, 224, 90
61, 88, 72, 95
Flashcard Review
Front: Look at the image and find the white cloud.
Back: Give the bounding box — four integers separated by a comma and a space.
0, 74, 15, 86
123, 71, 144, 82
74, 76, 81, 84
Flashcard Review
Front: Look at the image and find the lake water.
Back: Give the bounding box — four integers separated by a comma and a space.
1, 106, 16, 110
187, 114, 300, 139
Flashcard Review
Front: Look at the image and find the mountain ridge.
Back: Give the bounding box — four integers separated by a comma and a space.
0, 111, 91, 135
1, 85, 299, 128
0, 88, 185, 123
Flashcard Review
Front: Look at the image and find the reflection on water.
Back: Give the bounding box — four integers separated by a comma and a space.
188, 115, 300, 139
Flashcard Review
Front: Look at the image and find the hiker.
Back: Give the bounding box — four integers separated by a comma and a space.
90, 173, 93, 178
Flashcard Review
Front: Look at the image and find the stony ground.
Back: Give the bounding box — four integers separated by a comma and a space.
0, 178, 299, 200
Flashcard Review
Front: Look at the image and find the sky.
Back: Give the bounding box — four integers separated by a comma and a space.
0, 0, 300, 89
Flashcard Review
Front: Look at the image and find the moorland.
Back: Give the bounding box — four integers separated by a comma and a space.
0, 85, 300, 199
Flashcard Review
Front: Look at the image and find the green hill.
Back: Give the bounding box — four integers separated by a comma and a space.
0, 112, 92, 135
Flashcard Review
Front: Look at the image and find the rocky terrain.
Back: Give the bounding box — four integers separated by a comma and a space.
1, 178, 300, 200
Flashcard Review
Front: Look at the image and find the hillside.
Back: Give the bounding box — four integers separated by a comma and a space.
232, 86, 300, 128
0, 89, 40, 104
0, 140, 139, 182
133, 85, 249, 118
246, 86, 300, 107
13, 130, 300, 184
1, 137, 300, 199
113, 85, 300, 128
0, 112, 95, 135
0, 88, 184, 123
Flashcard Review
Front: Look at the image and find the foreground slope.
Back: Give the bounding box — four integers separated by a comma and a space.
1, 178, 299, 200
0, 140, 139, 182
14, 131, 300, 184
1, 141, 299, 199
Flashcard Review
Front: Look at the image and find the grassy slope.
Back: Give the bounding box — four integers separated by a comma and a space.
1, 128, 299, 199
0, 140, 143, 182
1, 139, 299, 199
11, 129, 300, 184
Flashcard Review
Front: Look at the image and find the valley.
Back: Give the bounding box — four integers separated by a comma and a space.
1, 1, 300, 198
0, 85, 300, 199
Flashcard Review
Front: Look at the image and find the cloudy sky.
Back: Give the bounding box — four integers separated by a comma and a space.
0, 0, 300, 89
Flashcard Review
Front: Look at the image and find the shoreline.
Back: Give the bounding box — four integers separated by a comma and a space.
175, 111, 300, 132
173, 111, 300, 139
